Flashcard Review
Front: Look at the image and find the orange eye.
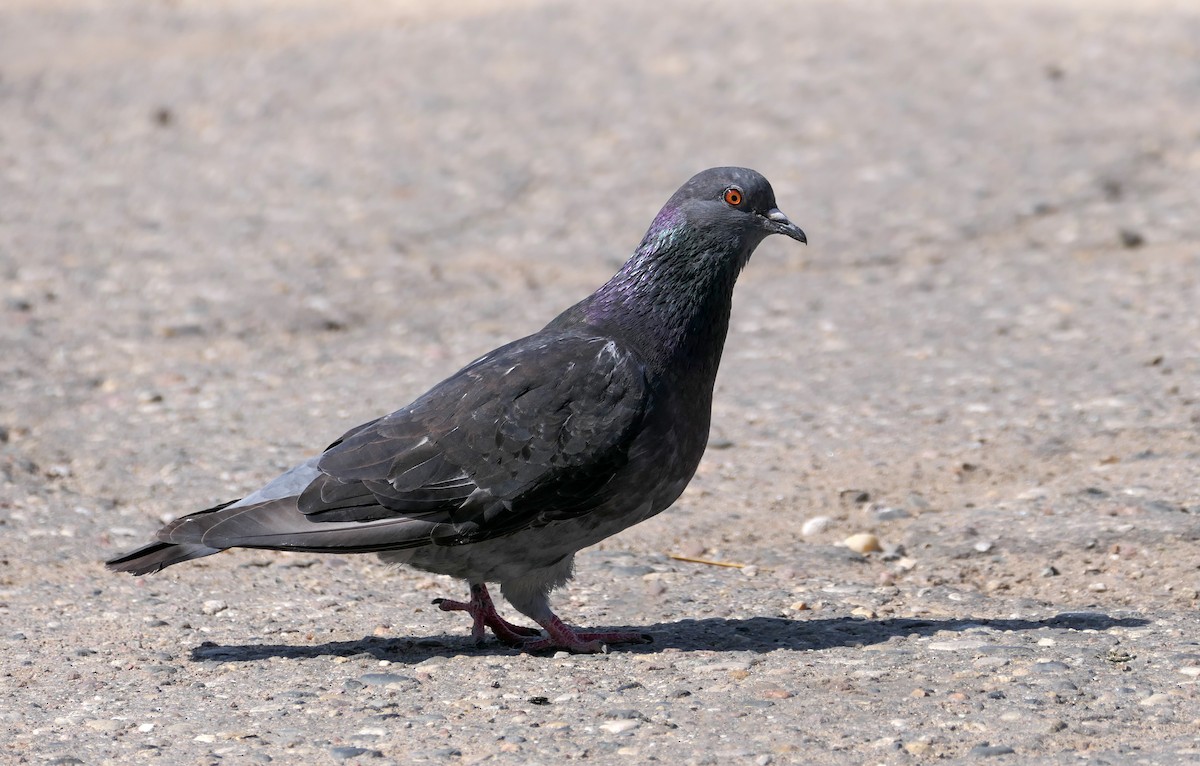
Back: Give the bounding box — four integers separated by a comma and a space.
723, 188, 743, 207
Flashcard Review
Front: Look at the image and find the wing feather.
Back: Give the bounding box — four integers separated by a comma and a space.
154, 331, 650, 554
311, 332, 650, 542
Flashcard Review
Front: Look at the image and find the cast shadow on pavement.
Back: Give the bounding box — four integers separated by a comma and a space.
189, 612, 1149, 663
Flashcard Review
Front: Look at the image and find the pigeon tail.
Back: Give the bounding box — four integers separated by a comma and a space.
106, 498, 240, 574
105, 541, 223, 575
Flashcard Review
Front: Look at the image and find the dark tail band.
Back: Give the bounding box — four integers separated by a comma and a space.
105, 541, 223, 575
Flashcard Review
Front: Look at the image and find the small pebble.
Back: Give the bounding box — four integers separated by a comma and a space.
871, 505, 910, 521
603, 708, 648, 721
330, 745, 382, 760
1118, 228, 1145, 248
843, 533, 881, 553
697, 660, 752, 673
839, 489, 871, 505
801, 516, 832, 537
359, 673, 418, 689
969, 743, 1016, 757
903, 741, 930, 755
201, 600, 228, 615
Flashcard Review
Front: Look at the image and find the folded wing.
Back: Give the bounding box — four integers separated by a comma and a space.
157, 332, 650, 553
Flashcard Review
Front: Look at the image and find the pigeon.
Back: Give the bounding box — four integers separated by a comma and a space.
107, 167, 807, 653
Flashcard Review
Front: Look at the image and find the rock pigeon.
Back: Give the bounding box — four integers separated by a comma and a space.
107, 167, 807, 653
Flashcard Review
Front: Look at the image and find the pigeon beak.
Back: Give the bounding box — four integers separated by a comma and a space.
765, 208, 807, 244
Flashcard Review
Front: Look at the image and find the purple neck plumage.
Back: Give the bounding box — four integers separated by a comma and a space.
578, 204, 752, 382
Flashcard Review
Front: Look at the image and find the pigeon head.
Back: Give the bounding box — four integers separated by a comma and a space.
617, 167, 807, 289
575, 167, 807, 379
660, 167, 807, 256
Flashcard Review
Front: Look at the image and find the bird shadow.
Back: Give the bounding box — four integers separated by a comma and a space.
189, 611, 1148, 664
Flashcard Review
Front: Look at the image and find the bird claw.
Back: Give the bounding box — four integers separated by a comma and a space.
437, 585, 652, 653
517, 617, 653, 654
436, 584, 542, 647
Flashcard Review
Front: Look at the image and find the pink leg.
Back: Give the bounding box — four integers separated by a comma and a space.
520, 615, 653, 654
433, 583, 542, 647
435, 583, 652, 653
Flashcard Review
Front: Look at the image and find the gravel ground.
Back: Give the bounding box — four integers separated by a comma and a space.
3, 0, 1200, 763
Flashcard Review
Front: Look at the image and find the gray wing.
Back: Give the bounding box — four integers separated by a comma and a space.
158, 332, 650, 553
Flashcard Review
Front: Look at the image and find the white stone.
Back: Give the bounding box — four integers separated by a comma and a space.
201, 600, 228, 615
801, 516, 833, 537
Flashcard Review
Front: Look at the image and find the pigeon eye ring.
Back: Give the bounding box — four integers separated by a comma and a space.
723, 187, 743, 206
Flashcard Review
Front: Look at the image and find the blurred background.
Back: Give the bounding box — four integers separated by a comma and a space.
1, 0, 1198, 760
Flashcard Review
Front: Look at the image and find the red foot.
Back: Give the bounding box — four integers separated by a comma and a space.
433, 583, 541, 647
519, 615, 653, 654
434, 584, 653, 654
